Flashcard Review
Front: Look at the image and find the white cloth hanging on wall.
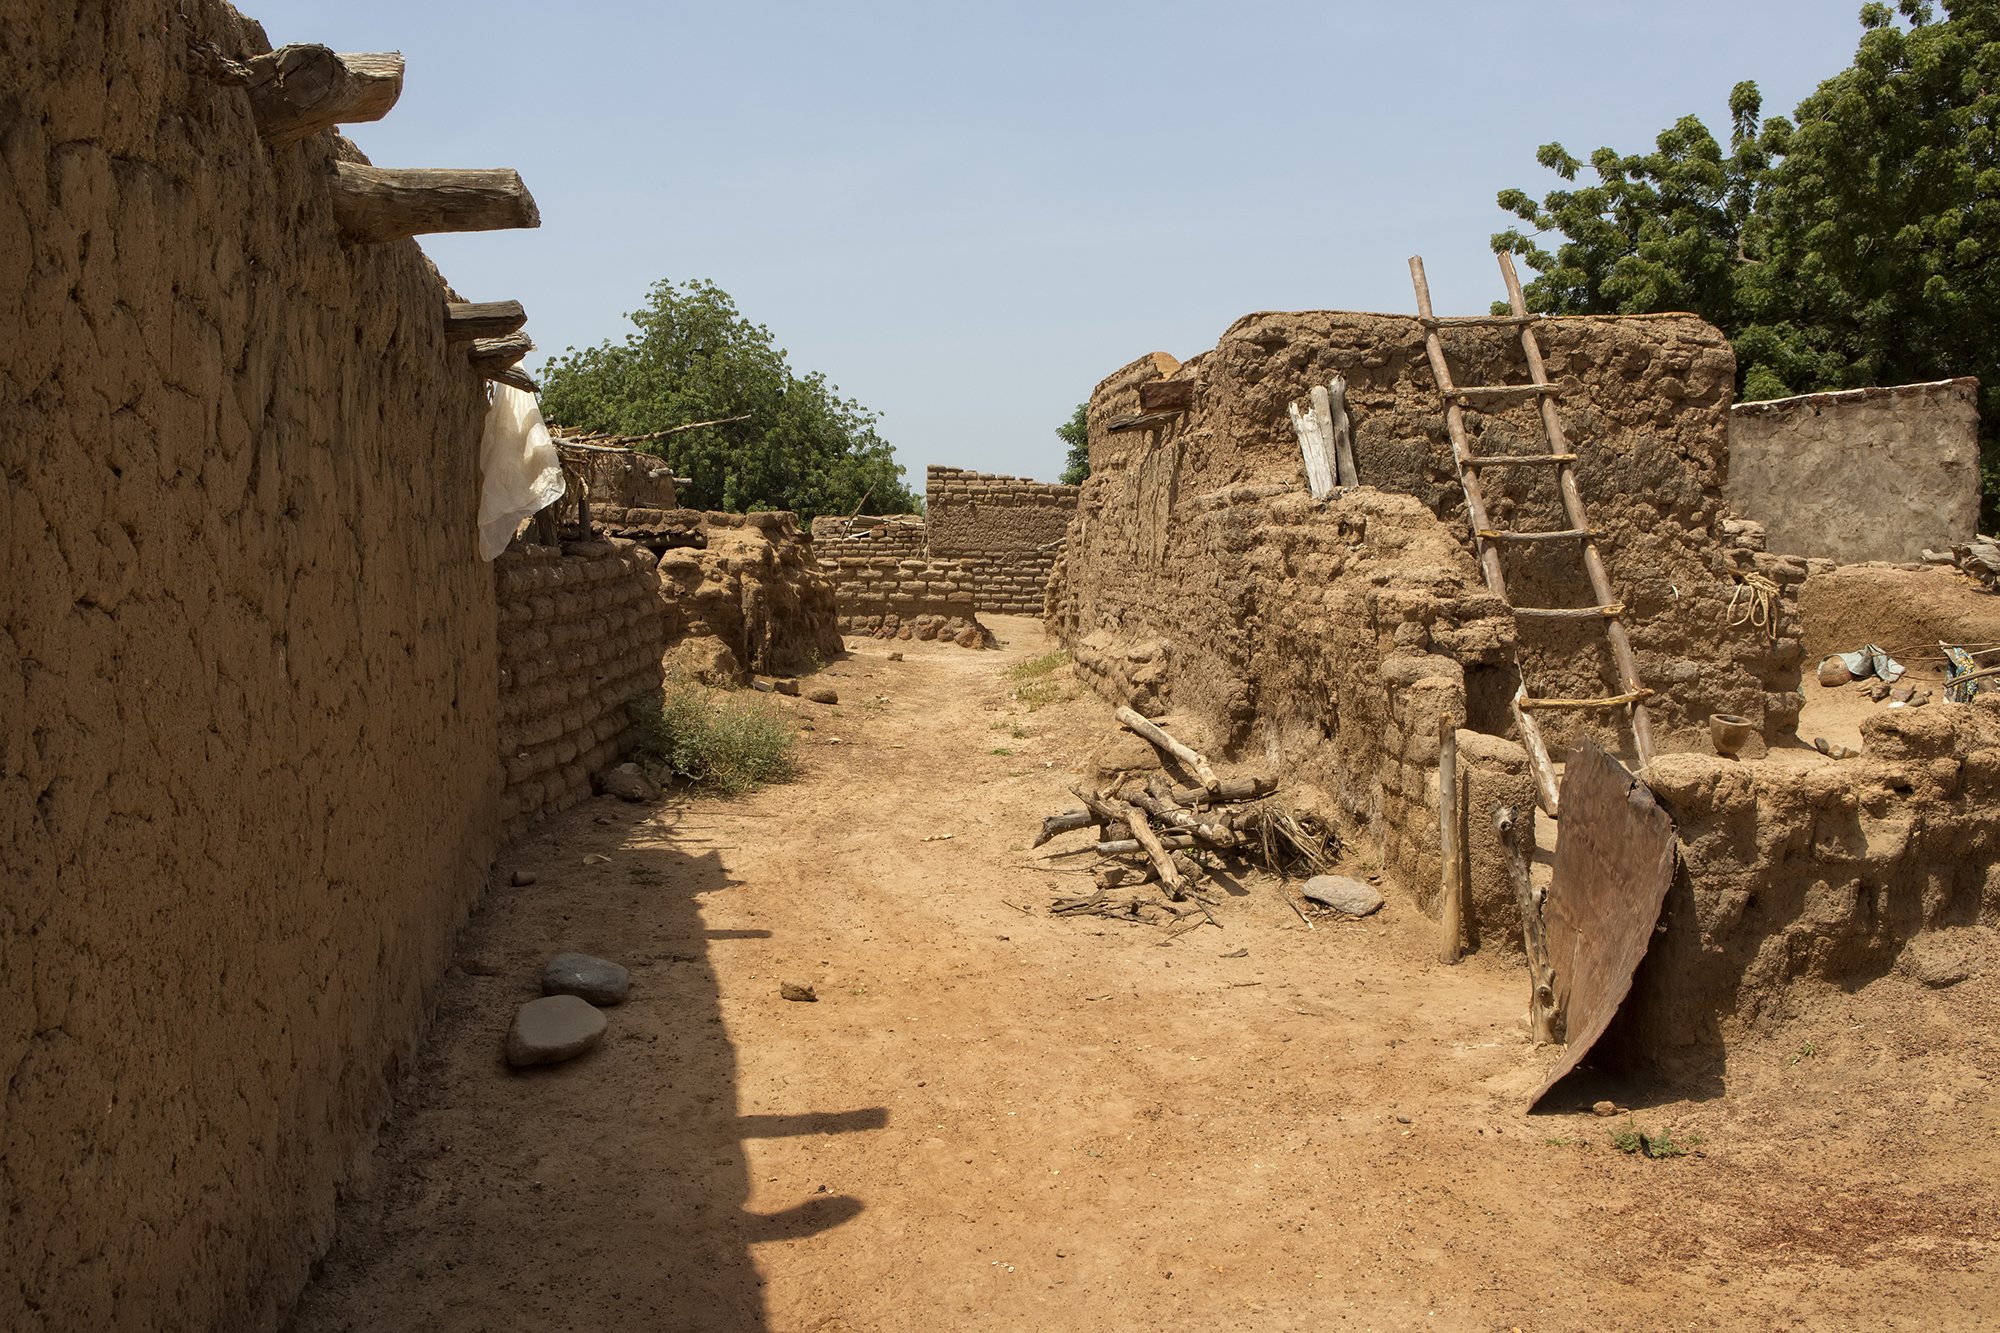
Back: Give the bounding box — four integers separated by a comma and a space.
476, 384, 565, 560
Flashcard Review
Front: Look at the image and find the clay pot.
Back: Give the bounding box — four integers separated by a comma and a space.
1709, 713, 1755, 759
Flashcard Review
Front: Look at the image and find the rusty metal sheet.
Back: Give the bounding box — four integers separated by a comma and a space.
1528, 741, 1678, 1110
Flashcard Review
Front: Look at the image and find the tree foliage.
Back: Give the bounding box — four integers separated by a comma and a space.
540, 279, 917, 521
1495, 0, 2000, 524
1057, 402, 1090, 485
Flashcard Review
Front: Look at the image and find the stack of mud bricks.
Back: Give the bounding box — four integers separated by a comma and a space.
924, 466, 1079, 614
1711, 517, 1812, 735
495, 542, 668, 838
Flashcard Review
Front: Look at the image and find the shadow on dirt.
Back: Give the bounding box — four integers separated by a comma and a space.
286, 798, 883, 1332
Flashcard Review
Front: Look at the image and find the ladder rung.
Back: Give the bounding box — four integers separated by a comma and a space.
1419, 314, 1549, 329
1519, 688, 1655, 711
1450, 383, 1560, 405
1464, 452, 1577, 468
1514, 602, 1625, 620
1476, 527, 1598, 542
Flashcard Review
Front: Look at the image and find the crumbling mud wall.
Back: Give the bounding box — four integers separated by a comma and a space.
925, 466, 1080, 613
810, 514, 996, 646
1, 5, 501, 1328
657, 512, 845, 680
1624, 701, 2000, 1071
1050, 309, 1815, 936
810, 512, 927, 559
1726, 378, 1982, 563
497, 541, 669, 840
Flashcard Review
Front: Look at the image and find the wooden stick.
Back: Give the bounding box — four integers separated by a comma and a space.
330, 164, 540, 243
1074, 786, 1184, 898
1093, 834, 1195, 856
444, 300, 527, 341
1127, 787, 1235, 847
1495, 804, 1558, 1044
1034, 808, 1096, 847
243, 46, 403, 146
483, 364, 538, 393
1114, 706, 1220, 792
1438, 716, 1463, 964
1290, 397, 1336, 500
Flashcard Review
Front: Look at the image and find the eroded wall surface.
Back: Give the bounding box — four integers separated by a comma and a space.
658, 511, 845, 678
1726, 379, 1982, 563
925, 466, 1080, 614
1, 3, 501, 1328
497, 541, 668, 840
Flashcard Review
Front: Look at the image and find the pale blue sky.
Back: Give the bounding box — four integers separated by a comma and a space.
254, 1, 1866, 485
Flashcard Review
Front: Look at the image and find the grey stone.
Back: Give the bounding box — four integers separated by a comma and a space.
599, 763, 658, 802
506, 995, 608, 1067
542, 952, 631, 1006
1301, 874, 1384, 917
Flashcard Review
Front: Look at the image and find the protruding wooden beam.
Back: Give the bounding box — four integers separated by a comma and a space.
444, 300, 527, 341
243, 46, 403, 146
483, 364, 538, 394
330, 163, 540, 243
468, 332, 533, 373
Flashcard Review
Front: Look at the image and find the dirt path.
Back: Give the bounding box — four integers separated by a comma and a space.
293, 618, 2000, 1332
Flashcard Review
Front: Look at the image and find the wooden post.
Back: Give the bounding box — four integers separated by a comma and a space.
1438, 716, 1463, 964
1328, 375, 1358, 487
444, 300, 527, 341
243, 46, 403, 146
482, 364, 537, 394
1289, 397, 1335, 499
330, 164, 540, 243
1495, 804, 1558, 1044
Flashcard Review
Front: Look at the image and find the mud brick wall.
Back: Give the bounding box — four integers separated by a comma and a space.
1, 4, 503, 1327
661, 511, 843, 678
819, 554, 981, 628
1726, 378, 1982, 563
810, 513, 928, 559
1625, 700, 2000, 1073
925, 466, 1080, 613
496, 542, 669, 840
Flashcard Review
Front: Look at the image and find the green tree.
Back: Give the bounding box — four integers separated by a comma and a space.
1494, 1, 2000, 525
1057, 403, 1090, 485
541, 279, 917, 521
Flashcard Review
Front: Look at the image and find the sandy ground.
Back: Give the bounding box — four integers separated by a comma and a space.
291, 617, 2000, 1332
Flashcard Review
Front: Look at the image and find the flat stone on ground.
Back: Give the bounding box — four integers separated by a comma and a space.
1301, 874, 1385, 917
505, 994, 608, 1067
542, 952, 631, 1005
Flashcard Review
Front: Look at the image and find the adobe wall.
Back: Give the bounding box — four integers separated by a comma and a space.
657, 511, 845, 679
1050, 309, 1810, 940
1625, 701, 2000, 1072
1726, 379, 1982, 563
496, 541, 669, 841
2, 4, 500, 1328
926, 466, 1080, 614
810, 513, 928, 560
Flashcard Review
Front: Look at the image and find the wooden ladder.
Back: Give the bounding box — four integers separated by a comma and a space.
1408, 251, 1656, 816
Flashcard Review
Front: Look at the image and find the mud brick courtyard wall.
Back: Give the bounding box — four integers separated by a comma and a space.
925, 466, 1080, 613
1725, 377, 1983, 564
1, 4, 505, 1327
496, 542, 669, 840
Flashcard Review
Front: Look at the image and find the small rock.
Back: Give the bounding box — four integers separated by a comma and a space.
1889, 682, 1916, 704
505, 995, 607, 1067
1221, 947, 1249, 959
1591, 1100, 1620, 1117
1900, 933, 1978, 988
1909, 687, 1932, 707
887, 651, 904, 662
599, 762, 658, 802
752, 679, 775, 693
1300, 874, 1384, 917
807, 687, 839, 705
773, 679, 800, 697
1394, 1114, 1411, 1125
779, 981, 818, 1002
1865, 680, 1893, 701
463, 955, 505, 977
510, 870, 537, 887
1817, 657, 1853, 687
542, 952, 631, 1006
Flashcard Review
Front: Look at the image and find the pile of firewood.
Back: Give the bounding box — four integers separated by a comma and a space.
1033, 708, 1338, 925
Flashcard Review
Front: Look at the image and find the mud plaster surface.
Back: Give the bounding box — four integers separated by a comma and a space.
2, 3, 498, 1327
